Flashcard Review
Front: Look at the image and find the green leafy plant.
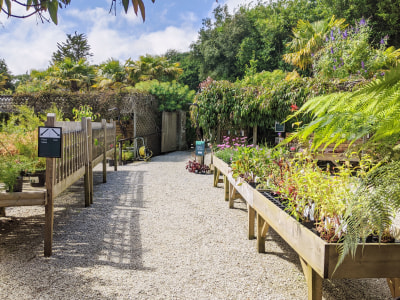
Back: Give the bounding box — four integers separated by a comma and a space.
72, 104, 100, 121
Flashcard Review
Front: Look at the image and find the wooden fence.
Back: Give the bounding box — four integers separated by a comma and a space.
0, 113, 117, 256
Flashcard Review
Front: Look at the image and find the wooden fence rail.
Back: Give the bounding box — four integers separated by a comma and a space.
0, 113, 117, 257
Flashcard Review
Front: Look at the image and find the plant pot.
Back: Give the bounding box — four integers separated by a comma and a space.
6, 176, 23, 192
30, 170, 46, 187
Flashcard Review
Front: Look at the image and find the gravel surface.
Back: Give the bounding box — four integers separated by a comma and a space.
0, 150, 394, 299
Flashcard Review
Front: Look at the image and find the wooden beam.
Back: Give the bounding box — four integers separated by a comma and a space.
300, 256, 323, 300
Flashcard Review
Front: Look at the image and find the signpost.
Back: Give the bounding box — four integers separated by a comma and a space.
195, 141, 205, 164
38, 127, 62, 158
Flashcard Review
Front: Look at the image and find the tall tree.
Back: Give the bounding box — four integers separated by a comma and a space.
164, 50, 200, 91
94, 58, 127, 90
51, 32, 93, 64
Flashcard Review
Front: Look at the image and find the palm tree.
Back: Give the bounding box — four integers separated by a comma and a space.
46, 58, 95, 91
94, 59, 127, 90
283, 16, 346, 70
125, 55, 183, 86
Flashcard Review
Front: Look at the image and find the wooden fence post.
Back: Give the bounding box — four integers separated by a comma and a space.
102, 119, 107, 183
44, 113, 56, 257
113, 120, 117, 171
87, 118, 93, 205
83, 117, 90, 207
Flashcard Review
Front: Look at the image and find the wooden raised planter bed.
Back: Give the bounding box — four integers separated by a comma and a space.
253, 189, 400, 299
212, 155, 257, 239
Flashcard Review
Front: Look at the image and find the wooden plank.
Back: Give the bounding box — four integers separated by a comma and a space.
0, 191, 46, 207
0, 197, 46, 207
326, 243, 400, 279
212, 156, 230, 175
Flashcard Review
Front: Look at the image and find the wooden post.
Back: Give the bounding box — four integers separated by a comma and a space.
387, 278, 400, 298
118, 140, 123, 166
257, 213, 269, 253
87, 119, 93, 205
113, 120, 117, 171
83, 117, 90, 207
229, 183, 234, 208
253, 125, 258, 145
213, 168, 220, 187
224, 175, 229, 201
300, 257, 323, 300
102, 119, 107, 183
248, 205, 255, 239
44, 113, 56, 257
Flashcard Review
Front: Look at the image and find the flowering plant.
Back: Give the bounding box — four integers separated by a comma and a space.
313, 18, 400, 80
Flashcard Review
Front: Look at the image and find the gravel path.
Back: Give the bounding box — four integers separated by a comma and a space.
0, 151, 393, 299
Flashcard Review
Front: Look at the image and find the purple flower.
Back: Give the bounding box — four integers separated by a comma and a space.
326, 37, 329, 42
380, 38, 385, 44
342, 30, 348, 39
333, 58, 337, 62
333, 65, 336, 71
359, 18, 366, 26
381, 72, 385, 76
361, 61, 365, 69
311, 53, 314, 57
330, 47, 334, 54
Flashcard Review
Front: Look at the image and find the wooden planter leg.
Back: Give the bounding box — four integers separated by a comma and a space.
257, 214, 269, 253
248, 204, 255, 239
387, 278, 400, 298
213, 168, 220, 187
300, 256, 323, 300
224, 175, 229, 201
229, 183, 235, 208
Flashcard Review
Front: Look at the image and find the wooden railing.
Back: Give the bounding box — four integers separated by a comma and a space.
0, 113, 117, 257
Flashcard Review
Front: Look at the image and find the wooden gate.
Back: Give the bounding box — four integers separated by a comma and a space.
161, 111, 178, 153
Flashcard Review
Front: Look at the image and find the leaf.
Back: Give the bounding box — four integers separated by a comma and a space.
48, 0, 59, 25
122, 0, 129, 13
131, 0, 139, 15
26, 0, 32, 10
138, 0, 145, 21
0, 0, 3, 12
5, 0, 11, 16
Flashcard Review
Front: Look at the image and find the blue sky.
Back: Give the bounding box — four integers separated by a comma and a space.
0, 0, 249, 75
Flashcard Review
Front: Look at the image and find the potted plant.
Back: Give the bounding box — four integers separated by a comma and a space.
0, 157, 27, 192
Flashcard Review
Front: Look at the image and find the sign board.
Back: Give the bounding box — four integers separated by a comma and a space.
195, 141, 205, 156
275, 122, 285, 133
38, 126, 62, 158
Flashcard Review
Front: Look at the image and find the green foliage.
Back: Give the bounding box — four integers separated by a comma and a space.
125, 55, 183, 86
288, 65, 400, 160
72, 104, 100, 121
135, 80, 195, 112
312, 18, 400, 80
0, 156, 27, 192
283, 16, 346, 71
